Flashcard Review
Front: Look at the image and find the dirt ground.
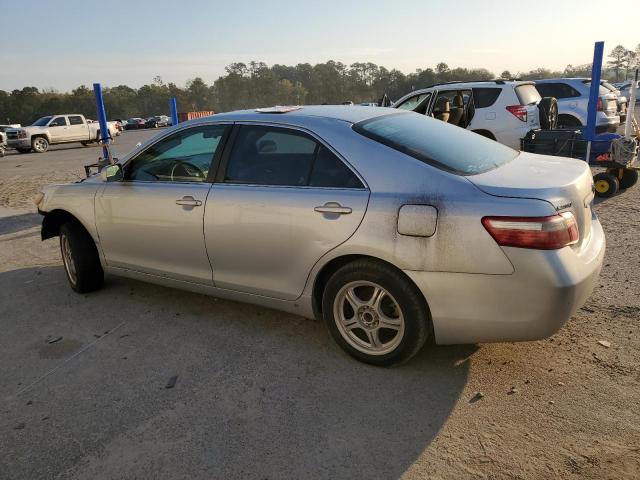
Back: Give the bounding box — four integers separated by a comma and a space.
0, 129, 639, 479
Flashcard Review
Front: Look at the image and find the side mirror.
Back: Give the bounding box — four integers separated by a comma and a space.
100, 163, 124, 182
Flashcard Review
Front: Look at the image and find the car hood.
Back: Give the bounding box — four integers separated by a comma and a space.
466, 151, 595, 247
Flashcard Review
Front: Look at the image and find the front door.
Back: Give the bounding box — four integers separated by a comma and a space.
48, 116, 69, 142
205, 124, 369, 300
95, 123, 229, 284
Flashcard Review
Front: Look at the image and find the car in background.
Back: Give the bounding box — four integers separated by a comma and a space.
595, 80, 627, 122
6, 114, 118, 153
125, 118, 146, 130
392, 80, 558, 149
0, 124, 21, 156
145, 115, 171, 128
35, 105, 604, 366
534, 78, 620, 132
615, 80, 640, 103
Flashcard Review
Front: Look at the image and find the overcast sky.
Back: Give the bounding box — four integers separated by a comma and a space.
1, 0, 637, 91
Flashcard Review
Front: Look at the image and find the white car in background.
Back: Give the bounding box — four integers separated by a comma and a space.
392, 80, 558, 149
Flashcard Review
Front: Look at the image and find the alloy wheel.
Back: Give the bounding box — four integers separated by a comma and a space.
61, 233, 77, 286
333, 281, 405, 355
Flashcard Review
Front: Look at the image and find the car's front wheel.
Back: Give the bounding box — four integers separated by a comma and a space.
322, 260, 430, 366
59, 222, 104, 293
31, 136, 49, 153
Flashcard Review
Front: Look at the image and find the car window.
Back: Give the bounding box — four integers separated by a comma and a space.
354, 112, 518, 175
224, 126, 317, 186
68, 115, 84, 125
309, 145, 363, 188
515, 84, 542, 104
472, 88, 502, 108
50, 116, 68, 127
535, 82, 580, 99
125, 125, 227, 182
396, 93, 430, 111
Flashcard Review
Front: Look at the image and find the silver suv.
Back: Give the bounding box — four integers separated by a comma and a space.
392, 80, 557, 149
534, 78, 620, 132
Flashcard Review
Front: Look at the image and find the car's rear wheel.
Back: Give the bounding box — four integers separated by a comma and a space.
31, 136, 49, 153
538, 97, 558, 130
322, 260, 430, 366
59, 222, 104, 293
593, 172, 619, 198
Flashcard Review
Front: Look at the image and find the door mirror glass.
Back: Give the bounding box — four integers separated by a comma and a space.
101, 164, 123, 182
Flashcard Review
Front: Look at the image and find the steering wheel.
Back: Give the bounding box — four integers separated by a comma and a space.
170, 160, 205, 181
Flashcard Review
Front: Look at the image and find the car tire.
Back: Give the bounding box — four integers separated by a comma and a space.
31, 136, 49, 153
322, 259, 430, 366
538, 97, 558, 130
557, 114, 582, 129
593, 172, 619, 198
59, 222, 104, 294
618, 169, 639, 189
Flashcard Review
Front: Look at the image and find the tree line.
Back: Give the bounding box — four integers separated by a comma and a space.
1, 43, 638, 126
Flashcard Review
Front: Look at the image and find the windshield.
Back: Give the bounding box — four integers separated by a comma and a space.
353, 112, 518, 175
31, 116, 52, 126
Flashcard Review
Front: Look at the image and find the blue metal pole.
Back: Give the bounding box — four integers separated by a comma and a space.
92, 83, 110, 162
170, 97, 179, 126
585, 41, 604, 143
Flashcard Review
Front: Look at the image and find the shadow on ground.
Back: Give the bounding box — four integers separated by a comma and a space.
0, 212, 40, 236
0, 266, 475, 480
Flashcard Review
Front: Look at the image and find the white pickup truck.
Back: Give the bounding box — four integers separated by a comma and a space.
6, 114, 118, 153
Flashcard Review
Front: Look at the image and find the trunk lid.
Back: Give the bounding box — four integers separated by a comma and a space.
466, 151, 594, 249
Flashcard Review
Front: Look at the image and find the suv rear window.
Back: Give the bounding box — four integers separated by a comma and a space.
472, 88, 501, 108
515, 84, 541, 105
353, 112, 517, 175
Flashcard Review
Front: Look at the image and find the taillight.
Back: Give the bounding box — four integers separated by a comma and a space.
506, 105, 527, 122
482, 212, 579, 250
597, 97, 603, 111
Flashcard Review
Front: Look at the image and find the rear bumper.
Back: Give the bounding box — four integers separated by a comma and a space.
404, 217, 605, 345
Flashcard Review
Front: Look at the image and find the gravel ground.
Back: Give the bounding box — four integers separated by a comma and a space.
0, 128, 639, 479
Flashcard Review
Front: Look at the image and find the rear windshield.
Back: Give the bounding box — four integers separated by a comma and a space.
515, 84, 541, 105
353, 112, 518, 175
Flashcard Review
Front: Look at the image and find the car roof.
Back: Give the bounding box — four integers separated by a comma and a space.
187, 105, 397, 126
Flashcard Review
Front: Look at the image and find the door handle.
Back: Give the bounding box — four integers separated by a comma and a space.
176, 196, 202, 207
314, 202, 352, 215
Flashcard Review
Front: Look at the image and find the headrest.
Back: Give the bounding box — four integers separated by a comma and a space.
435, 97, 450, 111
453, 94, 464, 107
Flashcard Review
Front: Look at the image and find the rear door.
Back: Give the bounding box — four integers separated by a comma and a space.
514, 83, 542, 129
96, 123, 230, 284
67, 115, 87, 141
205, 124, 369, 300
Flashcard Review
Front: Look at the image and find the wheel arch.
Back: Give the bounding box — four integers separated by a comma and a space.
471, 129, 496, 141
557, 113, 583, 127
42, 209, 91, 241
311, 254, 431, 323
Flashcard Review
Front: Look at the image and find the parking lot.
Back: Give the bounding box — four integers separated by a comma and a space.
1, 127, 639, 479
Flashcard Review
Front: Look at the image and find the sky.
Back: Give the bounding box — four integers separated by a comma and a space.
0, 0, 637, 91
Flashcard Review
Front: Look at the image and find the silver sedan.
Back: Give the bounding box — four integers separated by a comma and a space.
36, 106, 605, 366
